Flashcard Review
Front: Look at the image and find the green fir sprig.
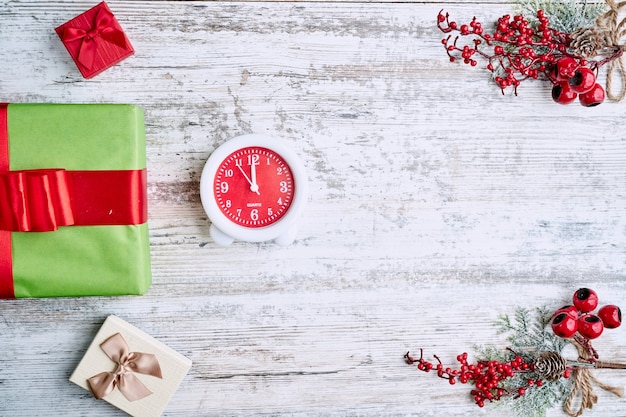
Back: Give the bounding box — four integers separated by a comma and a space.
514, 0, 608, 33
475, 306, 572, 417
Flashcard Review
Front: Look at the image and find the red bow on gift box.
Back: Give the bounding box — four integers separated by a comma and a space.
0, 165, 147, 233
0, 169, 74, 232
59, 6, 129, 70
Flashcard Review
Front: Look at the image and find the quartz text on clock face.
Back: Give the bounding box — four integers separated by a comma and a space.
213, 146, 295, 228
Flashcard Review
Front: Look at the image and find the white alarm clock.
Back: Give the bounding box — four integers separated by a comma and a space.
200, 134, 308, 246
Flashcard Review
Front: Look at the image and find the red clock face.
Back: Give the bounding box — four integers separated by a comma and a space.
213, 146, 295, 228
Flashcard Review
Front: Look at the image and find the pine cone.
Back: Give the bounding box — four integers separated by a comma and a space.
569, 27, 606, 58
534, 351, 568, 381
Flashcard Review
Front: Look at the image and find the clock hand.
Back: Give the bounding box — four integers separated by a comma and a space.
236, 164, 254, 186
250, 161, 260, 194
236, 163, 260, 195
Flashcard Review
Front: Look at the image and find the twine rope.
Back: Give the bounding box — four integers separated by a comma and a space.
563, 342, 624, 417
595, 0, 626, 101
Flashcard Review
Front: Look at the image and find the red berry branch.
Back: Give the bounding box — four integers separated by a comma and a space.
404, 348, 562, 408
437, 9, 624, 106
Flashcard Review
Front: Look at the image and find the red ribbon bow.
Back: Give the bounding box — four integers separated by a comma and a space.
87, 333, 163, 402
0, 169, 74, 232
60, 6, 128, 70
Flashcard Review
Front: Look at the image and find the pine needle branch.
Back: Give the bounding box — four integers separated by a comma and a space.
476, 306, 572, 417
515, 0, 608, 33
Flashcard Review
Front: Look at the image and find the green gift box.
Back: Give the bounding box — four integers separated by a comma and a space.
0, 103, 151, 298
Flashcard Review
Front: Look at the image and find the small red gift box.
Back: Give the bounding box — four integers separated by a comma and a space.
55, 2, 134, 79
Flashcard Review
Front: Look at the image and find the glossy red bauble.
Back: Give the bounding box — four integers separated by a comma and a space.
598, 305, 622, 329
579, 83, 605, 107
554, 305, 579, 319
551, 312, 578, 338
556, 57, 580, 79
569, 67, 596, 94
552, 82, 577, 105
578, 314, 604, 339
573, 288, 599, 312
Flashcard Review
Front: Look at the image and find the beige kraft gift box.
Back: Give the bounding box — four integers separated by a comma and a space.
70, 315, 192, 417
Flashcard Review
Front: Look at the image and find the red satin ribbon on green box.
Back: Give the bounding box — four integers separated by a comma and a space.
0, 104, 151, 298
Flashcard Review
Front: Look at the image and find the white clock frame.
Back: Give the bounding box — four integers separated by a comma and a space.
200, 134, 308, 246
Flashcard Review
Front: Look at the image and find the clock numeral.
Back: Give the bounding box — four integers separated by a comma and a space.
277, 197, 283, 205
237, 208, 242, 217
268, 207, 273, 216
235, 158, 243, 167
225, 200, 232, 208
224, 169, 234, 178
247, 154, 259, 165
250, 209, 259, 221
220, 182, 229, 193
276, 167, 284, 175
279, 181, 288, 193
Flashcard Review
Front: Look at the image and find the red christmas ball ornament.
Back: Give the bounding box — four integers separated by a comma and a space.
579, 83, 605, 107
554, 305, 579, 319
556, 56, 580, 79
551, 312, 578, 338
568, 67, 596, 94
551, 66, 566, 82
552, 82, 577, 104
598, 304, 622, 329
573, 288, 599, 313
578, 314, 604, 339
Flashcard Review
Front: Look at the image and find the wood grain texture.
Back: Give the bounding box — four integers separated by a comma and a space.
0, 1, 625, 416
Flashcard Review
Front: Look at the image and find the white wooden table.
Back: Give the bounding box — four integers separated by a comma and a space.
1, 1, 625, 416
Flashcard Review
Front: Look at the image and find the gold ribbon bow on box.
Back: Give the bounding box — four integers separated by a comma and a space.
87, 333, 163, 402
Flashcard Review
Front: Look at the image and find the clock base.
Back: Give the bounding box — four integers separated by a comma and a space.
209, 224, 235, 246
209, 224, 299, 246
274, 225, 298, 246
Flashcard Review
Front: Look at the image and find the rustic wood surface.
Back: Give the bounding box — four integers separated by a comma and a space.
1, 0, 625, 416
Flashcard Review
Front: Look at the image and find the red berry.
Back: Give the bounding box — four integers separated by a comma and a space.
598, 304, 622, 329
578, 314, 604, 339
569, 67, 596, 93
554, 305, 579, 320
556, 56, 579, 79
551, 312, 578, 338
552, 82, 577, 105
573, 288, 599, 312
579, 83, 605, 107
